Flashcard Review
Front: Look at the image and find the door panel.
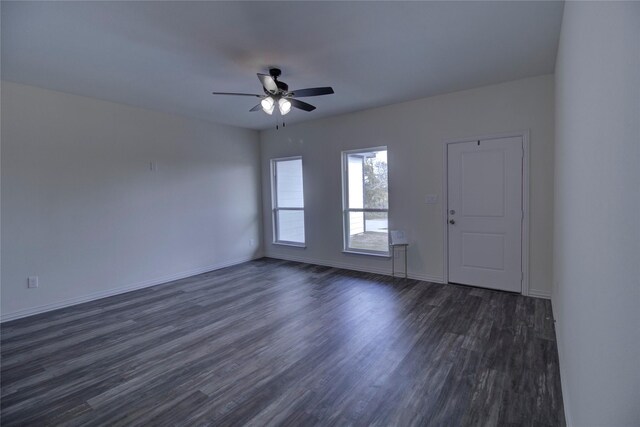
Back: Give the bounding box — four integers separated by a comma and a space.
462, 232, 504, 270
462, 150, 505, 217
448, 137, 523, 293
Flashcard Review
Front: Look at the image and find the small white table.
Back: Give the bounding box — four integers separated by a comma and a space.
390, 243, 408, 278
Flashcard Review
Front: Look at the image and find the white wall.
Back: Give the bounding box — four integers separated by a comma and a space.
260, 75, 555, 297
1, 81, 262, 321
553, 2, 640, 426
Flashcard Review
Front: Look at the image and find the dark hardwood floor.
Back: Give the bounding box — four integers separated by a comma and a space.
1, 258, 565, 426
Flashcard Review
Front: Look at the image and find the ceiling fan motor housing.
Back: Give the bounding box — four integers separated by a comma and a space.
268, 68, 288, 93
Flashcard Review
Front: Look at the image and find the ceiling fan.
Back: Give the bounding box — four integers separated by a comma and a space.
212, 68, 334, 117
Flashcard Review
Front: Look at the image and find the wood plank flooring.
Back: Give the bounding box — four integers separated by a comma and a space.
1, 258, 565, 426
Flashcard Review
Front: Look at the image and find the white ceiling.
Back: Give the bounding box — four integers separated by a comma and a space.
1, 1, 563, 130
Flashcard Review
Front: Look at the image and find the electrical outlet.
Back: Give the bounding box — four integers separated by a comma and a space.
28, 276, 39, 289
249, 239, 256, 247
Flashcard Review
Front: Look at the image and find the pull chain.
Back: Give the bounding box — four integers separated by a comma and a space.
273, 109, 286, 130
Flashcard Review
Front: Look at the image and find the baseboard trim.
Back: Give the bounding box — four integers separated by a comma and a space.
265, 252, 444, 284
551, 300, 572, 427
0, 254, 262, 323
528, 289, 552, 299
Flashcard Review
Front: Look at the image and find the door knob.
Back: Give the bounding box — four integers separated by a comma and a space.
449, 219, 455, 225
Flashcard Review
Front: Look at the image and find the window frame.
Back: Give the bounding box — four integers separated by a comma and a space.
271, 156, 306, 247
341, 146, 390, 257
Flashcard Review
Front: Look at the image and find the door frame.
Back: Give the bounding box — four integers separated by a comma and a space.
441, 130, 530, 296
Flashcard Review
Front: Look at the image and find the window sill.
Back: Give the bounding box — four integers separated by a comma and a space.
342, 250, 390, 258
273, 242, 306, 248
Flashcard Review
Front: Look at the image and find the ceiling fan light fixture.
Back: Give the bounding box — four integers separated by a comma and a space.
278, 98, 291, 115
261, 97, 275, 115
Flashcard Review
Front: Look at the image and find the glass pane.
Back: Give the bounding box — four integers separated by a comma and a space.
347, 155, 364, 209
347, 211, 388, 253
346, 150, 387, 210
277, 210, 305, 243
276, 159, 304, 208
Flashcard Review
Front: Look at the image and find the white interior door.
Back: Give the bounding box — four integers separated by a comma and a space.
447, 136, 523, 293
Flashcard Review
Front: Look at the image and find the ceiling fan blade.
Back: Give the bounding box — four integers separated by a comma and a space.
291, 87, 334, 97
212, 92, 261, 97
290, 98, 316, 112
249, 104, 262, 112
257, 74, 278, 94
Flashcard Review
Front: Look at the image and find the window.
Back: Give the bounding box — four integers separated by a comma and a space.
271, 157, 305, 246
342, 147, 389, 255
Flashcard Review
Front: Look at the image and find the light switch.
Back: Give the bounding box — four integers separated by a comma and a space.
28, 276, 39, 288
425, 194, 439, 204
